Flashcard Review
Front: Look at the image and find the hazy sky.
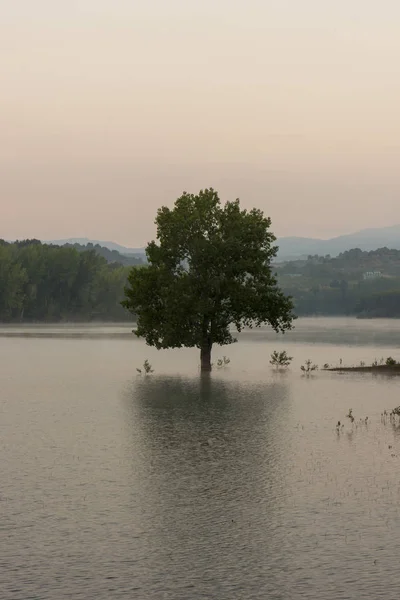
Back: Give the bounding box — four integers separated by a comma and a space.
2, 1, 400, 245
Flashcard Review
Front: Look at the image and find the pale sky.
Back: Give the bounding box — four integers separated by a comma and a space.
2, 0, 400, 245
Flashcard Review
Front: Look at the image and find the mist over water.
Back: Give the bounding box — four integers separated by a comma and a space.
1, 316, 400, 347
1, 318, 400, 599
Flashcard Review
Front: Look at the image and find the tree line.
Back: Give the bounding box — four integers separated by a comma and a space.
276, 248, 400, 317
2, 237, 399, 324
0, 240, 136, 322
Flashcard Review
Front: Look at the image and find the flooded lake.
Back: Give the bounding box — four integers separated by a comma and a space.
1, 318, 400, 599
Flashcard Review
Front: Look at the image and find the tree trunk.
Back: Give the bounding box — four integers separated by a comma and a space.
200, 342, 212, 372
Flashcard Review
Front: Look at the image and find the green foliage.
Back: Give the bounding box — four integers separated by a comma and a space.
386, 356, 397, 366
0, 240, 135, 322
269, 350, 293, 368
276, 247, 400, 317
143, 359, 154, 373
123, 189, 295, 369
301, 359, 318, 373
136, 359, 154, 374
0, 244, 28, 319
356, 291, 400, 318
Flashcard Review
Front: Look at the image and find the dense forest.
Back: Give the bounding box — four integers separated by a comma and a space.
0, 240, 137, 322
276, 247, 400, 317
1, 241, 400, 322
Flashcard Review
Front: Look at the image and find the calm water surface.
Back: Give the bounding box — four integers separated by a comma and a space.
1, 318, 400, 599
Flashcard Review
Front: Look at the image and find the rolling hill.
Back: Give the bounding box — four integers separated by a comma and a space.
48, 225, 400, 262
276, 225, 400, 261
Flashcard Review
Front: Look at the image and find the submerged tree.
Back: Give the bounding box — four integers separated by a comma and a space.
123, 189, 295, 371
270, 350, 293, 368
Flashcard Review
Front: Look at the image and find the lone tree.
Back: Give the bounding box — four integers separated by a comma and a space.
123, 189, 295, 371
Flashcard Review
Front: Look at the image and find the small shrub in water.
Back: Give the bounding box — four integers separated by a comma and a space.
137, 360, 154, 374
143, 360, 154, 374
301, 359, 318, 374
386, 356, 397, 366
215, 356, 231, 369
270, 350, 293, 368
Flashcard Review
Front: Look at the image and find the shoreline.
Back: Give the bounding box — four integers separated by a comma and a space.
327, 365, 400, 374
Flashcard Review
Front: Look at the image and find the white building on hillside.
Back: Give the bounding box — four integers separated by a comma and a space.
363, 271, 382, 280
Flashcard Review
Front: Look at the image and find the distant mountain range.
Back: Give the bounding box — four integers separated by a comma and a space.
48, 225, 400, 262
276, 225, 400, 261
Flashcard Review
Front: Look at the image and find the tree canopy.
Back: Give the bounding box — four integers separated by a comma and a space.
123, 188, 295, 370
0, 240, 135, 322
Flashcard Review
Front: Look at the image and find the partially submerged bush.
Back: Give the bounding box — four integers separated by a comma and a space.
386, 356, 397, 366
301, 359, 318, 374
136, 359, 154, 374
270, 350, 293, 368
214, 356, 231, 369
